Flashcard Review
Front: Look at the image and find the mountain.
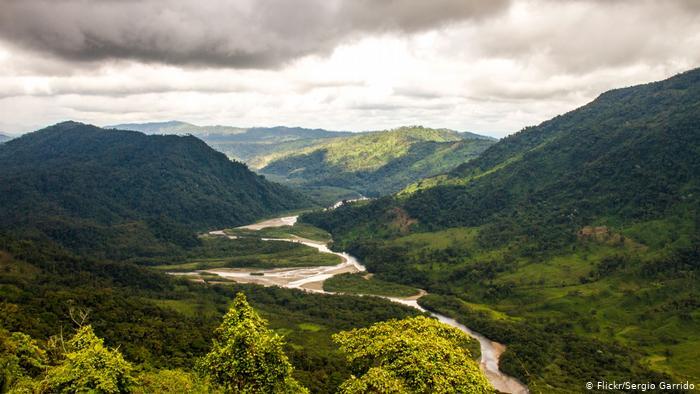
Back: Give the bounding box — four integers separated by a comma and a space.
108, 121, 351, 164
0, 121, 308, 258
302, 69, 700, 389
259, 126, 497, 197
0, 133, 11, 143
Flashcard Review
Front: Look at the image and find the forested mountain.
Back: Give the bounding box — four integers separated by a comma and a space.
260, 126, 496, 197
0, 121, 308, 259
302, 68, 700, 389
109, 121, 351, 164
110, 122, 497, 200
0, 134, 10, 143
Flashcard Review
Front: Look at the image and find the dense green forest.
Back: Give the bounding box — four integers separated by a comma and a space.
0, 122, 308, 259
302, 68, 700, 390
260, 126, 496, 197
0, 233, 431, 393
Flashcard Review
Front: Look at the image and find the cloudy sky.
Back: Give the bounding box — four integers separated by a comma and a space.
1, 0, 699, 137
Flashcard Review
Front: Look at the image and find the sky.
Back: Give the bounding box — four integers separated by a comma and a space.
0, 0, 699, 138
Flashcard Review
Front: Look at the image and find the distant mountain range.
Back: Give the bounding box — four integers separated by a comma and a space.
259, 126, 497, 197
302, 68, 700, 389
108, 121, 351, 164
110, 121, 498, 201
0, 133, 11, 143
0, 121, 307, 259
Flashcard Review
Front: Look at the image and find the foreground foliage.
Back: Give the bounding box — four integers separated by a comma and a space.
0, 233, 423, 393
334, 316, 493, 394
199, 293, 308, 393
41, 325, 135, 393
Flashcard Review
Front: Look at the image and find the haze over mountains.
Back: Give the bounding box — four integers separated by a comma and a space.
303, 68, 700, 389
109, 121, 351, 165
113, 121, 498, 200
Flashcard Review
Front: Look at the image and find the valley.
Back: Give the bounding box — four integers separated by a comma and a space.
2, 69, 699, 391
169, 213, 527, 393
2, 2, 698, 393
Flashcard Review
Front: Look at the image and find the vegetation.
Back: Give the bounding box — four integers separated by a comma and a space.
154, 237, 340, 271
41, 325, 135, 393
333, 316, 493, 393
0, 232, 423, 393
302, 68, 700, 389
109, 121, 351, 165
260, 126, 496, 196
226, 223, 332, 243
323, 273, 420, 298
199, 292, 308, 393
0, 121, 308, 260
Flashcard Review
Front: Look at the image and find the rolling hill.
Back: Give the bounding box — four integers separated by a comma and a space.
109, 121, 351, 164
0, 121, 308, 259
302, 68, 700, 390
260, 126, 497, 197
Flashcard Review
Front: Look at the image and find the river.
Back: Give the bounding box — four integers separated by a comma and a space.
187, 214, 529, 393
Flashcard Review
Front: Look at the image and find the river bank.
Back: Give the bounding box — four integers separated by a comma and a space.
171, 214, 528, 393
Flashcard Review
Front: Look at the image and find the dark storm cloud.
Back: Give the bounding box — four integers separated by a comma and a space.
0, 0, 511, 68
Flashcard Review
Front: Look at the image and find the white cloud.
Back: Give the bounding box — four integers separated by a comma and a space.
0, 0, 698, 137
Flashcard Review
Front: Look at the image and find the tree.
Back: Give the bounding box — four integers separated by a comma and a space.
40, 325, 135, 393
0, 330, 47, 392
333, 316, 493, 394
134, 369, 217, 394
199, 292, 308, 393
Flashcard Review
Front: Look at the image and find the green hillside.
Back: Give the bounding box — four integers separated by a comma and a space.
109, 121, 351, 164
0, 121, 308, 259
302, 69, 700, 390
260, 126, 496, 197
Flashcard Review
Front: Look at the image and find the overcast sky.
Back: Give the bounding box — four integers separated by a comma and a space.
1, 0, 699, 137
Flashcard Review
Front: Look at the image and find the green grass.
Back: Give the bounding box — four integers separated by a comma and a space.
323, 273, 420, 297
330, 221, 700, 387
227, 223, 332, 242
153, 238, 340, 271
297, 322, 324, 332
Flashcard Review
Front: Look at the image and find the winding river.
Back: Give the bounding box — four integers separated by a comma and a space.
192, 214, 528, 394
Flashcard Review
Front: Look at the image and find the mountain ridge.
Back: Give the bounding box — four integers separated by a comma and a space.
259, 125, 497, 197
108, 121, 352, 166
301, 68, 700, 388
0, 121, 308, 259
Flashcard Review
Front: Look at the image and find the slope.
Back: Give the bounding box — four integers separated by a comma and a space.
0, 121, 308, 259
302, 68, 700, 389
260, 126, 497, 196
109, 121, 351, 164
